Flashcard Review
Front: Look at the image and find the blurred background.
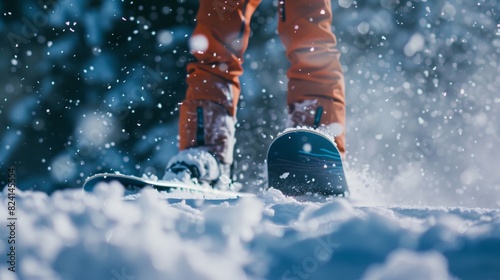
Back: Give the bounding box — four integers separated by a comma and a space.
1, 0, 499, 207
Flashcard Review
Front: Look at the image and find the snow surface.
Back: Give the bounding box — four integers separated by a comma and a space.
1, 0, 500, 279
1, 183, 499, 280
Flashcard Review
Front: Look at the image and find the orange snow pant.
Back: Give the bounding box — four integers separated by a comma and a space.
179, 0, 346, 164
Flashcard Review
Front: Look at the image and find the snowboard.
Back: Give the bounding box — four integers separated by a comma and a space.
83, 173, 254, 199
267, 128, 349, 196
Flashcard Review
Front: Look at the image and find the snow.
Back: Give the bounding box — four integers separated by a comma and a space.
1, 184, 499, 280
1, 0, 500, 279
362, 249, 451, 280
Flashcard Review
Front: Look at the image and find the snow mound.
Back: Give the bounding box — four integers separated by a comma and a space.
363, 249, 450, 280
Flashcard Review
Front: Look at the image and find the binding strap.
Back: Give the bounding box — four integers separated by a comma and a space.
196, 107, 205, 146
313, 106, 323, 129
280, 0, 286, 22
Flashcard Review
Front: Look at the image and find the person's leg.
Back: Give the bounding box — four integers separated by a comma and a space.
278, 0, 346, 155
179, 0, 262, 165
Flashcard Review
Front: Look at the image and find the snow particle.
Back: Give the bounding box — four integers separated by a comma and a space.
357, 22, 370, 35
189, 34, 209, 53
218, 63, 229, 72
157, 30, 173, 46
440, 2, 456, 21
326, 122, 344, 136
280, 172, 290, 179
302, 143, 312, 153
338, 0, 353, 9
404, 33, 425, 57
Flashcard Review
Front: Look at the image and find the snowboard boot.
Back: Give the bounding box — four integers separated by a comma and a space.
163, 148, 238, 191
287, 99, 345, 157
167, 99, 239, 190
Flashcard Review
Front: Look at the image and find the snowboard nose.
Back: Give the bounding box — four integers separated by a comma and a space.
267, 129, 349, 196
